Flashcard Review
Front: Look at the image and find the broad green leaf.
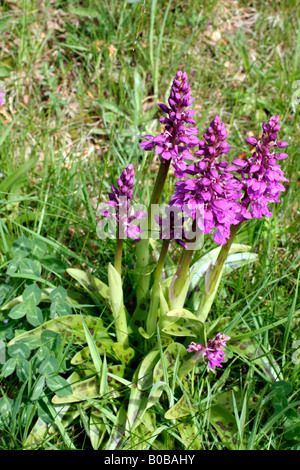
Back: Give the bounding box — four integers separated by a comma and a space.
162, 317, 198, 338
71, 337, 114, 365
6, 257, 20, 276
51, 364, 125, 404
22, 283, 42, 306
112, 342, 135, 365
49, 286, 67, 302
67, 268, 110, 304
128, 298, 149, 347
146, 282, 160, 337
138, 325, 154, 339
0, 283, 13, 306
26, 304, 43, 327
284, 423, 300, 440
0, 65, 11, 77
105, 404, 127, 450
11, 236, 32, 258
271, 380, 292, 396
24, 418, 50, 449
51, 375, 100, 404
165, 393, 197, 420
41, 256, 66, 274
19, 258, 42, 277
125, 411, 156, 450
169, 273, 192, 310
228, 331, 282, 381
8, 302, 27, 320
31, 239, 48, 259
178, 357, 198, 383
146, 380, 167, 410
208, 404, 239, 450
272, 393, 288, 413
166, 308, 202, 322
1, 288, 73, 311
0, 157, 38, 193
39, 356, 60, 376
46, 375, 72, 397
159, 285, 169, 318
16, 357, 30, 381
39, 397, 76, 449
0, 396, 13, 424
153, 342, 187, 384
137, 349, 160, 390
31, 375, 46, 401
1, 357, 17, 377
177, 422, 201, 450
108, 263, 128, 347
126, 368, 149, 433
81, 314, 102, 376
8, 314, 108, 347
50, 299, 72, 318
7, 341, 31, 359
212, 390, 258, 414
90, 408, 106, 450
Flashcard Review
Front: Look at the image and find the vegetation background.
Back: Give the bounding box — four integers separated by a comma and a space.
0, 0, 299, 450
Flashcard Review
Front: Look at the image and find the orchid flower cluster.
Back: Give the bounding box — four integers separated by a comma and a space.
100, 71, 289, 369
0, 89, 5, 106
101, 163, 146, 241
187, 333, 231, 369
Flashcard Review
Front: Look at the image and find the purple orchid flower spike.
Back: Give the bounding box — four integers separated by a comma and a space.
187, 332, 231, 369
0, 90, 5, 106
169, 115, 243, 245
101, 164, 146, 241
231, 115, 289, 220
140, 71, 199, 164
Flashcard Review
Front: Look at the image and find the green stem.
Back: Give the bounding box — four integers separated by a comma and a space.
149, 160, 171, 208
153, 238, 170, 287
170, 218, 198, 304
135, 159, 171, 304
196, 221, 243, 323
114, 232, 124, 276
171, 247, 194, 301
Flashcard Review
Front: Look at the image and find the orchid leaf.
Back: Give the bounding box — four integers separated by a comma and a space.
51, 364, 125, 404
208, 404, 239, 450
153, 342, 187, 383
161, 308, 203, 338
71, 337, 114, 365
8, 315, 108, 346
166, 308, 202, 322
108, 263, 129, 347
162, 318, 198, 338
105, 404, 127, 451
67, 268, 110, 304
111, 342, 135, 365
228, 330, 283, 381
24, 418, 50, 449
177, 421, 201, 450
126, 368, 149, 433
164, 393, 197, 420
137, 348, 160, 390
89, 408, 106, 450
